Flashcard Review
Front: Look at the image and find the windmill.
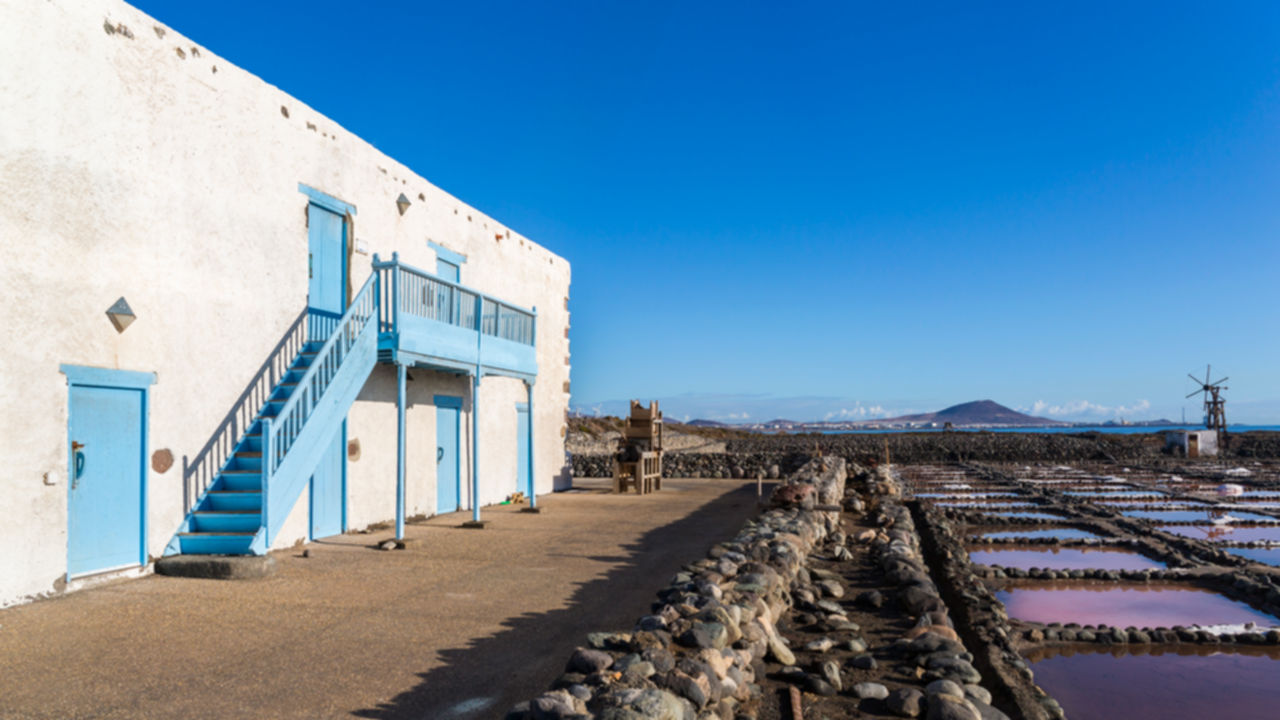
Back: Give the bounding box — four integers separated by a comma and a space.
1186, 365, 1228, 447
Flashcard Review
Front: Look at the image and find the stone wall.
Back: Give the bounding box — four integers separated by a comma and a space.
506, 458, 847, 720
571, 431, 1280, 481
571, 452, 810, 481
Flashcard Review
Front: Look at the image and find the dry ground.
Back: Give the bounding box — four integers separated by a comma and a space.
0, 478, 765, 720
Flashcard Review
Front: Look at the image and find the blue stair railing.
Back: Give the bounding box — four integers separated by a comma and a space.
170, 256, 537, 557
259, 272, 379, 550
180, 308, 309, 514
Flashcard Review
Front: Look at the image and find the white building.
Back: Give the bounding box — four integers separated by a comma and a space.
0, 0, 572, 607
1163, 430, 1219, 458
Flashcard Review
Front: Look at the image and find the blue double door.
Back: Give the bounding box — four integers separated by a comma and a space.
307, 201, 347, 539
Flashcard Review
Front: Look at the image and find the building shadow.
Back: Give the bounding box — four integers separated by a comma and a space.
351, 481, 771, 719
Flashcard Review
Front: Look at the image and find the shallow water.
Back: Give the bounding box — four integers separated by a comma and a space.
1122, 509, 1278, 523
935, 501, 1035, 509
916, 492, 1021, 499
1158, 525, 1280, 543
970, 547, 1164, 571
996, 583, 1279, 628
1091, 499, 1191, 507
1223, 547, 1280, 566
1065, 489, 1162, 497
976, 528, 1101, 541
984, 511, 1066, 521
1026, 646, 1280, 720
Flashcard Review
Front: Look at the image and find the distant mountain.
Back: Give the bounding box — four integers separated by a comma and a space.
685, 419, 729, 427
875, 400, 1065, 427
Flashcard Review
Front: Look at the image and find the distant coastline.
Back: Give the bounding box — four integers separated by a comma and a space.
807, 424, 1280, 435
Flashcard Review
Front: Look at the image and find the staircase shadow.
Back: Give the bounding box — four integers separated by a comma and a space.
181, 308, 309, 512
350, 482, 769, 719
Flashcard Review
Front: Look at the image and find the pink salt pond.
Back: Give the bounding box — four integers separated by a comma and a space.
1224, 547, 1280, 567
1122, 508, 1277, 523
917, 492, 1022, 499
1026, 645, 1280, 720
970, 546, 1164, 571
976, 528, 1101, 541
984, 510, 1065, 521
996, 582, 1280, 628
935, 501, 1034, 509
1159, 525, 1280, 543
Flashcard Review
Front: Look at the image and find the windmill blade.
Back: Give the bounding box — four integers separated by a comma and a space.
1206, 365, 1212, 386
1186, 389, 1205, 399
1188, 373, 1205, 385
1211, 377, 1228, 386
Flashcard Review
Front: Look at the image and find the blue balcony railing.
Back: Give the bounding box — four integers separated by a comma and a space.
372, 254, 537, 377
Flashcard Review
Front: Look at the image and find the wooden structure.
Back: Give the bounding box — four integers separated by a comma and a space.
613, 400, 664, 494
1186, 365, 1229, 451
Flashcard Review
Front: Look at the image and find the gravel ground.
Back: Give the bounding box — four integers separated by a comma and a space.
0, 478, 763, 720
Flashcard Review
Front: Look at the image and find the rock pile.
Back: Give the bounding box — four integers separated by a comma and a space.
866, 467, 1012, 719
505, 458, 848, 720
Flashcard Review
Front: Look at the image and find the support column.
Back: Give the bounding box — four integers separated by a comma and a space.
524, 379, 539, 512
396, 363, 406, 540
463, 371, 487, 528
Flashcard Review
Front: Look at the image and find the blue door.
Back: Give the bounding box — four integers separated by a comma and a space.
309, 423, 345, 539
436, 398, 461, 513
308, 203, 346, 328
68, 385, 145, 577
307, 201, 347, 537
516, 404, 530, 497
436, 258, 459, 283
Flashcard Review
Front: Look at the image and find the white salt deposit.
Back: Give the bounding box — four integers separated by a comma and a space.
1187, 622, 1280, 635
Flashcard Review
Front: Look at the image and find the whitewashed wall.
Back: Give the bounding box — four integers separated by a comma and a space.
0, 0, 572, 606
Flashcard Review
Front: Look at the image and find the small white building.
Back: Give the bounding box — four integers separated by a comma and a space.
1164, 430, 1219, 458
0, 0, 572, 607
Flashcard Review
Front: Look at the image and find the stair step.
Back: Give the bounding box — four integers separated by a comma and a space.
177, 532, 256, 556
202, 491, 262, 512
216, 471, 262, 492
259, 401, 285, 419
191, 511, 261, 533
228, 453, 262, 471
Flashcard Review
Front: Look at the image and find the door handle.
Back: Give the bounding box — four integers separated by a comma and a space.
437, 447, 444, 462
71, 442, 86, 488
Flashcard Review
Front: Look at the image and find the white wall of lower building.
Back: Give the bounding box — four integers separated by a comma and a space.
0, 0, 572, 606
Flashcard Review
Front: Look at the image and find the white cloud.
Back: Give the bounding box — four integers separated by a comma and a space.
823, 403, 889, 421
1025, 399, 1151, 419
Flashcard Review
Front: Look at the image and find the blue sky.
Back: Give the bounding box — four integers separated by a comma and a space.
134, 1, 1280, 424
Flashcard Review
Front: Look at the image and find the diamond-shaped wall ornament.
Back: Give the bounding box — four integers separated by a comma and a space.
396, 193, 411, 216
106, 296, 136, 333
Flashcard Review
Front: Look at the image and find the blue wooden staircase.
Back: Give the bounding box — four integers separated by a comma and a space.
168, 342, 319, 555
166, 254, 539, 558
165, 274, 379, 557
